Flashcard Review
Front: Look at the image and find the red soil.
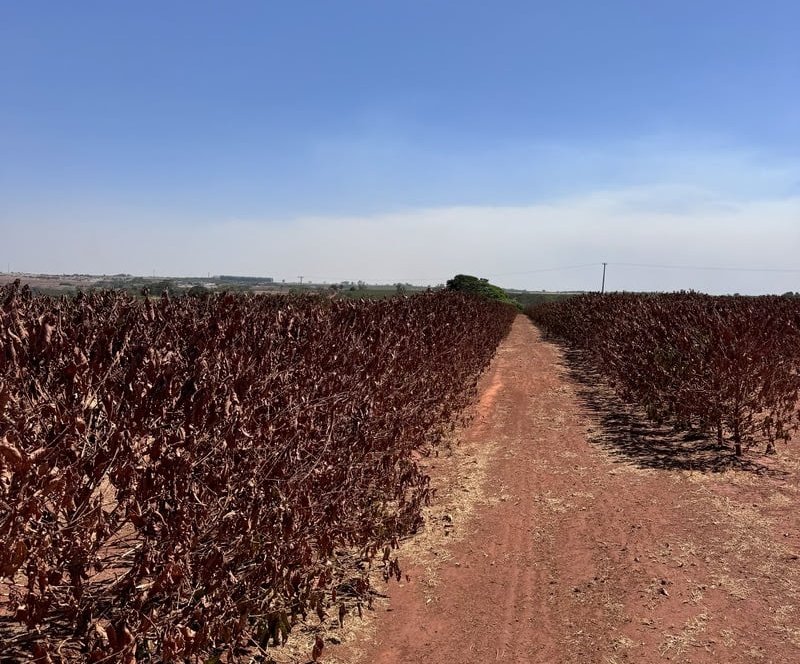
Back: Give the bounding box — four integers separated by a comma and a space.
334, 316, 800, 664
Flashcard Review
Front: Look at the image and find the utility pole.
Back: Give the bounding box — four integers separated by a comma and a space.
297, 276, 304, 285
601, 262, 607, 294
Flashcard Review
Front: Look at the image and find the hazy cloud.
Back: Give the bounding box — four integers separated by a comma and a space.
5, 183, 799, 295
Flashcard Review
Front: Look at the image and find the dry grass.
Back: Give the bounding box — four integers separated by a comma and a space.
658, 612, 710, 658
316, 374, 506, 662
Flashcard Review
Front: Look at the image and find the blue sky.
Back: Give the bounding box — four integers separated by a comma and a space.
2, 1, 799, 291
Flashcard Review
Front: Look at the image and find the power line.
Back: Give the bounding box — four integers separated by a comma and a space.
610, 262, 800, 274
289, 261, 800, 288
299, 263, 600, 285
483, 263, 600, 278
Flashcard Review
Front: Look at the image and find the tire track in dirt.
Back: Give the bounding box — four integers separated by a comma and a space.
332, 315, 800, 664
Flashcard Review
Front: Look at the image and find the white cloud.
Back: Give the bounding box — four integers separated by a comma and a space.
4, 136, 799, 294
5, 185, 799, 295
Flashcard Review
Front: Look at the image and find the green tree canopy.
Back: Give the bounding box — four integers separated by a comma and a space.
446, 274, 517, 307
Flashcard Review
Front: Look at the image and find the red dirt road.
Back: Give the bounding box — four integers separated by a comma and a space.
338, 316, 800, 663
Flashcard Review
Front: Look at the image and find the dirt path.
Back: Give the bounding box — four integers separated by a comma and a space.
335, 315, 800, 664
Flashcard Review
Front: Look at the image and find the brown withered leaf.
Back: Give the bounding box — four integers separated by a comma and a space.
311, 635, 324, 662
0, 437, 27, 470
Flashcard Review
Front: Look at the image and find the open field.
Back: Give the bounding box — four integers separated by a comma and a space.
0, 274, 578, 307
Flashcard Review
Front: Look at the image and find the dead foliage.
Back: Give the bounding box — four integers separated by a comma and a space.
0, 281, 515, 661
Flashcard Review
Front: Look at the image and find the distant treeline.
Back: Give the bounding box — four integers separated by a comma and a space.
510, 291, 579, 308
218, 275, 274, 284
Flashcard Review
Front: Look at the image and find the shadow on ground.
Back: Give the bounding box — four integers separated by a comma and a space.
556, 346, 783, 476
